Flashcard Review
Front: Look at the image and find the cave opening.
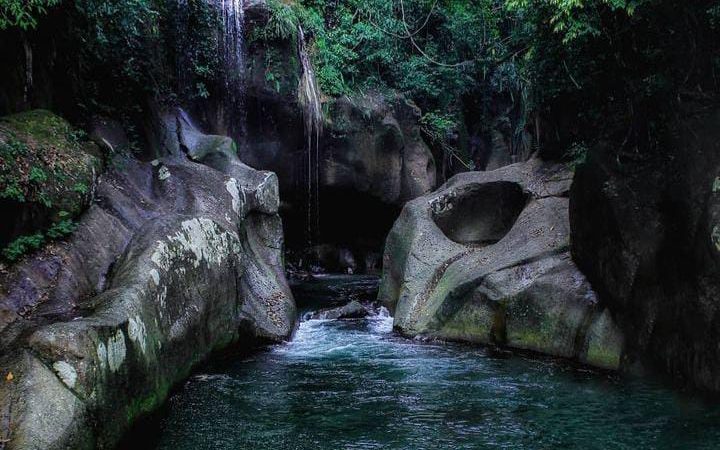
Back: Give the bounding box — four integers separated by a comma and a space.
282, 186, 401, 274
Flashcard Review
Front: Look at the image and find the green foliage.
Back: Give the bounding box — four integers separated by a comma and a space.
0, 0, 60, 30
269, 0, 507, 108
0, 137, 28, 201
419, 112, 457, 145
1, 183, 25, 202
74, 0, 160, 81
46, 212, 77, 239
566, 141, 588, 169
506, 0, 720, 156
265, 70, 282, 93
3, 233, 45, 262
72, 182, 89, 195
177, 0, 222, 101
0, 110, 99, 210
69, 0, 170, 118
420, 111, 474, 170
264, 0, 299, 41
1, 212, 76, 261
505, 0, 644, 42
0, 110, 102, 263
28, 167, 48, 184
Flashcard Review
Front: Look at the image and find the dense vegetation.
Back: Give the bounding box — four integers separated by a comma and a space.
266, 0, 720, 160
2, 0, 718, 157
0, 110, 101, 261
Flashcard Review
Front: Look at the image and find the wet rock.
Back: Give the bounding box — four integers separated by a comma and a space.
0, 108, 296, 449
308, 301, 370, 320
379, 157, 624, 370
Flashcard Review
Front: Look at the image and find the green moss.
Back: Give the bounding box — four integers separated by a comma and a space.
0, 110, 104, 262
507, 329, 550, 350
585, 344, 621, 370
125, 379, 171, 424
504, 298, 561, 353
439, 300, 497, 344
583, 311, 623, 370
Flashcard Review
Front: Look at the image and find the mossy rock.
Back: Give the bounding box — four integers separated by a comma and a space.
0, 109, 104, 254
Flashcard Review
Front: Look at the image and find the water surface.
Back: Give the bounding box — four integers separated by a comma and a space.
141, 275, 720, 450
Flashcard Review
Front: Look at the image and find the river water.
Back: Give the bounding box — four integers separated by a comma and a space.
140, 276, 720, 450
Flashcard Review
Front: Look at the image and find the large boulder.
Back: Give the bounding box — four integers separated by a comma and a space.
570, 107, 720, 390
379, 157, 623, 369
0, 109, 296, 449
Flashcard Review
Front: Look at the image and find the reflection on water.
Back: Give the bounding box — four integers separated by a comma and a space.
143, 276, 720, 450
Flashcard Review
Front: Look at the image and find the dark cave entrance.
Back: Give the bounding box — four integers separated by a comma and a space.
282, 186, 401, 274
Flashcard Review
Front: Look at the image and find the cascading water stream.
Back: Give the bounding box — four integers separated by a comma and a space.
217, 0, 245, 90
217, 0, 247, 139
297, 25, 323, 251
175, 0, 247, 138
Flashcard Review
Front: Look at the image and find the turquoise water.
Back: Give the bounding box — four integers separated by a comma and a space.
140, 276, 720, 450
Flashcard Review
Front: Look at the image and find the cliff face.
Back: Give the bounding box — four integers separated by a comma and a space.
570, 107, 720, 390
0, 109, 296, 449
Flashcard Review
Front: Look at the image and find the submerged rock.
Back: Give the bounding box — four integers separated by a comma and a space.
379, 157, 624, 370
0, 109, 296, 449
308, 301, 370, 321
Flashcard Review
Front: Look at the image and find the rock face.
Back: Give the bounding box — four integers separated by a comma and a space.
379, 158, 623, 369
0, 109, 296, 449
295, 93, 437, 273
323, 94, 437, 205
570, 108, 720, 390
242, 4, 437, 207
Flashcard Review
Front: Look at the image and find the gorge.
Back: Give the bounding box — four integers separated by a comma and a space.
0, 0, 719, 449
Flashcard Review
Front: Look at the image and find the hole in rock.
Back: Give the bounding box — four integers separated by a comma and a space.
432, 181, 527, 246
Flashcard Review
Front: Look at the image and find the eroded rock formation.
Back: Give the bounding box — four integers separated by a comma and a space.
0, 109, 296, 449
379, 157, 623, 369
323, 93, 437, 206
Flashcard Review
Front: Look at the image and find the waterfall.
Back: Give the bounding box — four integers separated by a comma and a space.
297, 26, 323, 249
22, 34, 33, 105
217, 0, 247, 139
217, 0, 245, 89
172, 0, 247, 139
